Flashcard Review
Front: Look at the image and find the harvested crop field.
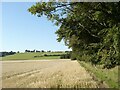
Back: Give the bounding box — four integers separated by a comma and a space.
2, 59, 100, 88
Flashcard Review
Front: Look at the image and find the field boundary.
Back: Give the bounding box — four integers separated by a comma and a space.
78, 61, 109, 88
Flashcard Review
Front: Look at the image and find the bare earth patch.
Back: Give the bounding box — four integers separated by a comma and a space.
2, 59, 99, 88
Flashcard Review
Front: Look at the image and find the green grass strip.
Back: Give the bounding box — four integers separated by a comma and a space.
78, 61, 119, 89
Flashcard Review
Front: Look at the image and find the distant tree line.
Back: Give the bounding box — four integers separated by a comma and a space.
25, 50, 36, 53
25, 49, 67, 53
0, 51, 16, 57
25, 50, 49, 53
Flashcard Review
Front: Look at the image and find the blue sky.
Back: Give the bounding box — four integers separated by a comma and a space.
2, 2, 70, 52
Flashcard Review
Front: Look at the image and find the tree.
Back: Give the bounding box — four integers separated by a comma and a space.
41, 50, 45, 52
28, 2, 120, 68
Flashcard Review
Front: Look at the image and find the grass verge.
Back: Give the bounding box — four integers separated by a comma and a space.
78, 61, 119, 89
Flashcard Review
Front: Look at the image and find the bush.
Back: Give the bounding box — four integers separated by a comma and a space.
70, 52, 77, 60
44, 54, 48, 56
60, 54, 71, 59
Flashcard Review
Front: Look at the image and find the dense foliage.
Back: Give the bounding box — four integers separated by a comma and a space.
28, 2, 120, 69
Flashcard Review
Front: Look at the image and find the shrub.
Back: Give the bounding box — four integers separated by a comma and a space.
44, 54, 48, 56
60, 54, 71, 59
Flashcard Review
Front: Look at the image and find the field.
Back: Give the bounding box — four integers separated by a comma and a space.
79, 61, 119, 88
2, 60, 101, 88
1, 52, 119, 88
2, 52, 66, 60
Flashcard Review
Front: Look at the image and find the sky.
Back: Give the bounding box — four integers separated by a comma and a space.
2, 2, 70, 52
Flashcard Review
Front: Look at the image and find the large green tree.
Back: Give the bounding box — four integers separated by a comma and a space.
28, 2, 120, 68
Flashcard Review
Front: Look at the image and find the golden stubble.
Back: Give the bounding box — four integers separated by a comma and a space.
2, 60, 99, 88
